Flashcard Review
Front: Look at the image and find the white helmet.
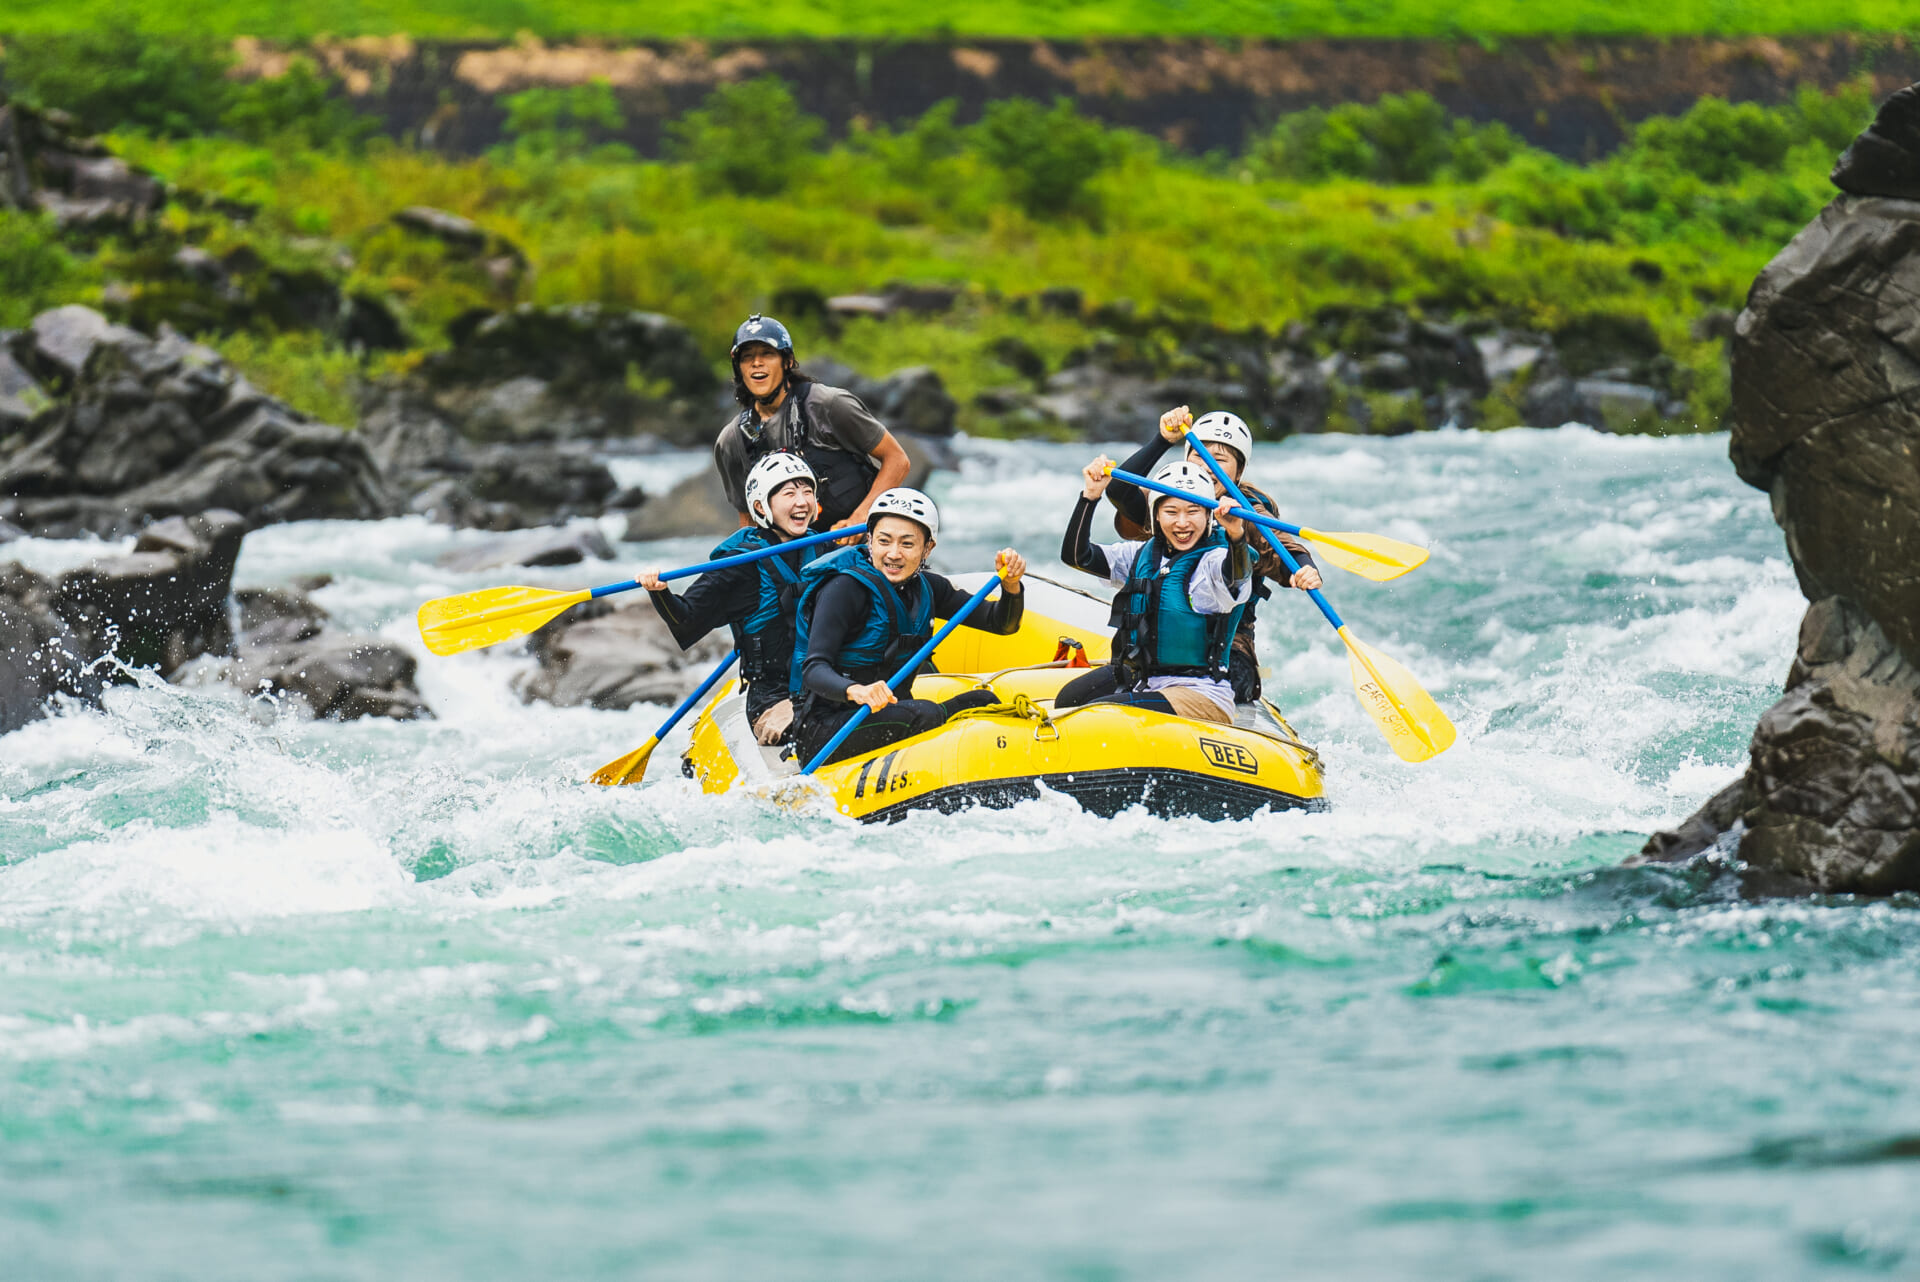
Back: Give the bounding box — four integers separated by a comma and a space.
1147, 460, 1218, 522
1189, 410, 1252, 470
744, 451, 816, 527
867, 487, 939, 540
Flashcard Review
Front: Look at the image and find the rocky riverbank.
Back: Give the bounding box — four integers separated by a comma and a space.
1640, 84, 1920, 895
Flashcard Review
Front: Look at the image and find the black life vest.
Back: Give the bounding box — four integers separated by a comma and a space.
739, 382, 881, 530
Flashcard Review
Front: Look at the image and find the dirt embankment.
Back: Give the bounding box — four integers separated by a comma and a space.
245, 32, 1920, 159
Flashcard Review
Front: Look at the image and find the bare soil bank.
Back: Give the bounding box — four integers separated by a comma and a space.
277, 32, 1920, 158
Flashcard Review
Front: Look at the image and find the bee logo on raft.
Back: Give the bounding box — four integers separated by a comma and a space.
1195, 737, 1259, 776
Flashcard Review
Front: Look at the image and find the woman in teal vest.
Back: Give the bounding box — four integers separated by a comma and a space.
1057, 456, 1253, 725
641, 451, 823, 745
790, 488, 1028, 768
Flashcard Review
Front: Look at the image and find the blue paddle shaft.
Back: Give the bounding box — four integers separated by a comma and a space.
801, 572, 1007, 776
652, 649, 739, 743
1118, 452, 1346, 632
589, 524, 871, 600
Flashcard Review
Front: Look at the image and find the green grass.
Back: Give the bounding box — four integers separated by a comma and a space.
1, 0, 1916, 40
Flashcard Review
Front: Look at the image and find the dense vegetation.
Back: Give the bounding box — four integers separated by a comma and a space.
1, 0, 1916, 39
0, 27, 1880, 434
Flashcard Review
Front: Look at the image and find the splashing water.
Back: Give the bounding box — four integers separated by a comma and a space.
5, 429, 1914, 1279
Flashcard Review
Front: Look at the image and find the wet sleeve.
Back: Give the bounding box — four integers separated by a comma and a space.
927, 572, 1025, 637
647, 563, 751, 651
1061, 494, 1108, 575
800, 575, 871, 700
1189, 545, 1253, 614
1106, 434, 1174, 529
814, 385, 887, 456
714, 427, 748, 514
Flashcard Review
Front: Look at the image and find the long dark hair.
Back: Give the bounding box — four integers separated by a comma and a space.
732, 355, 815, 412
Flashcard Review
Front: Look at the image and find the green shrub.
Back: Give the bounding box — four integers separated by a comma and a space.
1626, 97, 1797, 181
1254, 92, 1528, 185
0, 211, 95, 327
974, 97, 1122, 218
1795, 78, 1876, 154
222, 58, 379, 150
1, 27, 233, 136
499, 81, 629, 160
666, 76, 823, 196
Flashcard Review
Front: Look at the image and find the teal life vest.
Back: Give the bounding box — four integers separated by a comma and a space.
788, 545, 936, 700
1109, 528, 1247, 687
708, 526, 815, 689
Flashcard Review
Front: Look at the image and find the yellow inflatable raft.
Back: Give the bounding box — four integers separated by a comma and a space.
681, 573, 1326, 823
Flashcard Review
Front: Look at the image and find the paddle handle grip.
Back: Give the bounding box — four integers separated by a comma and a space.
590, 524, 872, 599
801, 573, 1006, 776
652, 649, 740, 743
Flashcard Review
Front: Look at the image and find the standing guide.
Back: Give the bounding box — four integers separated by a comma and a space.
712, 315, 912, 532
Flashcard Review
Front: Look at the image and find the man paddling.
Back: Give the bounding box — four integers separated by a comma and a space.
1104, 406, 1322, 703
712, 314, 912, 533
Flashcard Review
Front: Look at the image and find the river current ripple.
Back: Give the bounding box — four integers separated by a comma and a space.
4, 429, 1914, 1279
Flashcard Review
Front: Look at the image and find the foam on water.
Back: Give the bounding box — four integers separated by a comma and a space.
10, 428, 1913, 1281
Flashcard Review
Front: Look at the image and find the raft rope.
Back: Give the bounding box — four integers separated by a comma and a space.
946, 692, 1059, 740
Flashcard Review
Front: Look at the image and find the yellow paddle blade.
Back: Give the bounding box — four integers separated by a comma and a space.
588, 736, 659, 787
1298, 528, 1430, 582
416, 585, 593, 657
1338, 627, 1457, 763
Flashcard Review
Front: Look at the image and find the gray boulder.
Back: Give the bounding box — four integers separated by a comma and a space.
0, 562, 98, 735
622, 468, 739, 541
0, 312, 391, 538
220, 582, 430, 721
55, 511, 246, 676
514, 596, 729, 710
410, 303, 716, 445
1646, 87, 1920, 892
436, 525, 615, 573
355, 388, 617, 531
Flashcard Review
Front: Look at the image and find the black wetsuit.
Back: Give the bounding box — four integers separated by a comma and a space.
795, 571, 1025, 767
647, 537, 808, 726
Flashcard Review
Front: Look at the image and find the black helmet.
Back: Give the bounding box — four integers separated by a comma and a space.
731, 314, 794, 360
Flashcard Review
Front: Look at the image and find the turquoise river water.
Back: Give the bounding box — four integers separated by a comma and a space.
4, 428, 1917, 1279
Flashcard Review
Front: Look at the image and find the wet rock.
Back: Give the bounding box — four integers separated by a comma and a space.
0, 562, 97, 735
197, 582, 431, 721
0, 100, 163, 234
1656, 91, 1920, 893
514, 596, 729, 711
392, 205, 491, 252
1832, 84, 1920, 201
0, 349, 53, 434
407, 303, 715, 446
862, 365, 958, 437
54, 510, 247, 677
1574, 379, 1668, 433
0, 311, 391, 538
231, 634, 430, 721
622, 468, 739, 541
436, 525, 615, 573
349, 387, 618, 531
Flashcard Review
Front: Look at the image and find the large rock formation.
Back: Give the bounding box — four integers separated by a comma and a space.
0, 308, 392, 538
1642, 84, 1920, 893
0, 98, 164, 232
0, 512, 431, 735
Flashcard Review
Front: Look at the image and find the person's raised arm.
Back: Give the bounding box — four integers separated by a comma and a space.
1063, 457, 1114, 574
642, 563, 749, 651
